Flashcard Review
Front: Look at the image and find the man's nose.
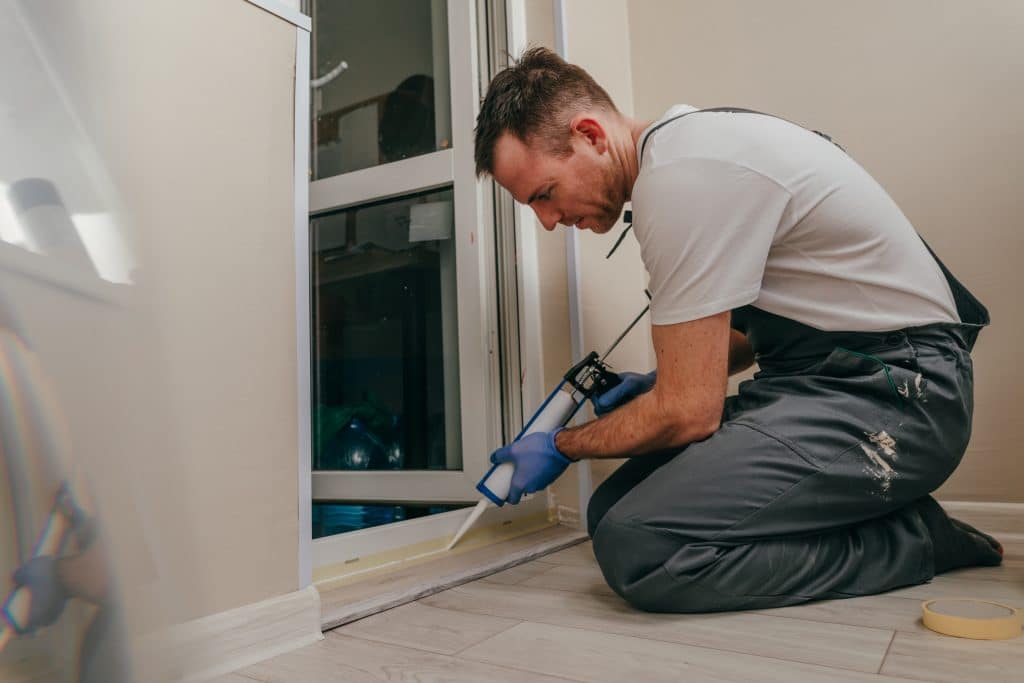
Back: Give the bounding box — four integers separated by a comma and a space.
533, 205, 560, 232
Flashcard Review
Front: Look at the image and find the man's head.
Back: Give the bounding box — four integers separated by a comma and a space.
474, 47, 630, 234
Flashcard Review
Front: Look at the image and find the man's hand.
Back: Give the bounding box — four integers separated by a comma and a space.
490, 431, 572, 504
9, 556, 69, 634
592, 370, 656, 416
553, 311, 732, 460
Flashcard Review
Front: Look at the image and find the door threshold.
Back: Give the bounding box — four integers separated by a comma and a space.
319, 523, 587, 631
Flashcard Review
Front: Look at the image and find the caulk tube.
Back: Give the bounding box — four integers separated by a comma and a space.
475, 380, 582, 506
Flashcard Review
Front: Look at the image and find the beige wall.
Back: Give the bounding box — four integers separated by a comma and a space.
13, 0, 301, 627
628, 0, 1024, 501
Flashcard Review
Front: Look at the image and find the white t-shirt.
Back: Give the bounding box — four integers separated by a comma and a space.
631, 105, 958, 332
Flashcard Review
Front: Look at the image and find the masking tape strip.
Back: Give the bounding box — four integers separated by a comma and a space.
314, 510, 555, 587
921, 599, 1022, 640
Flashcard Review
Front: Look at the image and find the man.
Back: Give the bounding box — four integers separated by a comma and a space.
476, 47, 1002, 613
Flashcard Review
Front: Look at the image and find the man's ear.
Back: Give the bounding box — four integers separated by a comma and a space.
570, 115, 608, 153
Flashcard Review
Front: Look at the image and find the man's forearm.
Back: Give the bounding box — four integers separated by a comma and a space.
553, 389, 720, 460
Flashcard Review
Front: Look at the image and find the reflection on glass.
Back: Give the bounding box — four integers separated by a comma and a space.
312, 502, 471, 538
312, 187, 460, 472
310, 0, 452, 179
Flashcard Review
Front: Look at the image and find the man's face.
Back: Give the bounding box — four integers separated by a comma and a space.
491, 124, 625, 234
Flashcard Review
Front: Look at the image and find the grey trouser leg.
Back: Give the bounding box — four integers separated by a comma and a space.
589, 327, 975, 613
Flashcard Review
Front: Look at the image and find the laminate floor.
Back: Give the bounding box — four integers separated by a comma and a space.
225, 532, 1024, 682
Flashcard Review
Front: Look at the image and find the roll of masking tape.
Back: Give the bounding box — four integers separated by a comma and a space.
921, 599, 1022, 640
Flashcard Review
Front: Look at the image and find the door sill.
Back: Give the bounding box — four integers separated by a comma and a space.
319, 523, 587, 631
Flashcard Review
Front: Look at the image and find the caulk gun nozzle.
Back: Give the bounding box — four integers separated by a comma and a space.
446, 499, 489, 551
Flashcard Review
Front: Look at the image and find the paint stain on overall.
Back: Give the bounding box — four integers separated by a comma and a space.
914, 372, 927, 401
898, 373, 927, 401
860, 431, 898, 498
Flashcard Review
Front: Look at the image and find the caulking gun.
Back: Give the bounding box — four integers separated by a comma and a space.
445, 300, 650, 551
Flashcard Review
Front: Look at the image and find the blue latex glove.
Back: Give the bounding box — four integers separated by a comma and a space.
490, 430, 572, 505
8, 556, 69, 634
592, 370, 657, 416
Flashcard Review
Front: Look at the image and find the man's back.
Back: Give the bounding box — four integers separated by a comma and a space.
632, 105, 958, 332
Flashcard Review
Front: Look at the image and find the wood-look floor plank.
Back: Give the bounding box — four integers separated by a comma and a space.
423, 581, 894, 672
756, 594, 930, 633
538, 540, 597, 566
996, 533, 1024, 559
478, 560, 558, 585
238, 632, 570, 683
333, 600, 520, 655
460, 621, 916, 683
886, 574, 1023, 605
208, 674, 260, 683
880, 628, 1024, 682
941, 503, 1024, 536
941, 561, 1024, 583
520, 562, 616, 596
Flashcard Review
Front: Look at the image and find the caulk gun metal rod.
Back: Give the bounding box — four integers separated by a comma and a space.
600, 304, 651, 362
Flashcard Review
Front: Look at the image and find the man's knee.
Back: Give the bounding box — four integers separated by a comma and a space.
592, 513, 778, 613
591, 512, 712, 612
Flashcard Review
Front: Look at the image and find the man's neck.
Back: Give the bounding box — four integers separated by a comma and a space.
615, 116, 655, 200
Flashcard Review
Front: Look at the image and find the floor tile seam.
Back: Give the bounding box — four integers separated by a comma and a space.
748, 596, 925, 627
877, 630, 897, 674
447, 580, 908, 630
877, 627, 1024, 681
890, 624, 1024, 650
326, 615, 526, 658
440, 606, 894, 675
325, 629, 590, 683
231, 672, 270, 683
888, 587, 1024, 606
455, 617, 900, 678
480, 560, 562, 585
448, 618, 526, 657
516, 584, 616, 598
448, 581, 901, 636
447, 653, 587, 683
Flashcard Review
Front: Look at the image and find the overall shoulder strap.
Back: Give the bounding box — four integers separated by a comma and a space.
638, 107, 843, 164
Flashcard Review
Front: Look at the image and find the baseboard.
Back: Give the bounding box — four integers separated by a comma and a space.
938, 500, 1024, 536
136, 585, 323, 682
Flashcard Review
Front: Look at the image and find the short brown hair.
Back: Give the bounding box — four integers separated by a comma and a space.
474, 47, 618, 177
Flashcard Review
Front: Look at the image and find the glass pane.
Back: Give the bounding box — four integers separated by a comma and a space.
312, 502, 471, 538
310, 0, 452, 180
311, 187, 461, 472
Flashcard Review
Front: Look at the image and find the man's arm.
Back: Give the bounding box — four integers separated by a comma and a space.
554, 310, 732, 460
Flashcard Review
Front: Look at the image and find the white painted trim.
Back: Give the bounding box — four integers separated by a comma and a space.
449, 0, 504, 486
506, 0, 546, 426
293, 27, 313, 591
242, 0, 311, 31
137, 586, 322, 682
554, 0, 593, 522
308, 149, 454, 214
313, 494, 549, 571
312, 470, 474, 503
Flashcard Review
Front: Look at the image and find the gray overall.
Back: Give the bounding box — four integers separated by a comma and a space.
587, 110, 990, 613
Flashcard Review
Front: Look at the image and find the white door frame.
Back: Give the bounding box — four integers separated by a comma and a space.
293, 0, 550, 587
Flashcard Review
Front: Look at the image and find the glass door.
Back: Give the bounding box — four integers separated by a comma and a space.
306, 0, 511, 543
